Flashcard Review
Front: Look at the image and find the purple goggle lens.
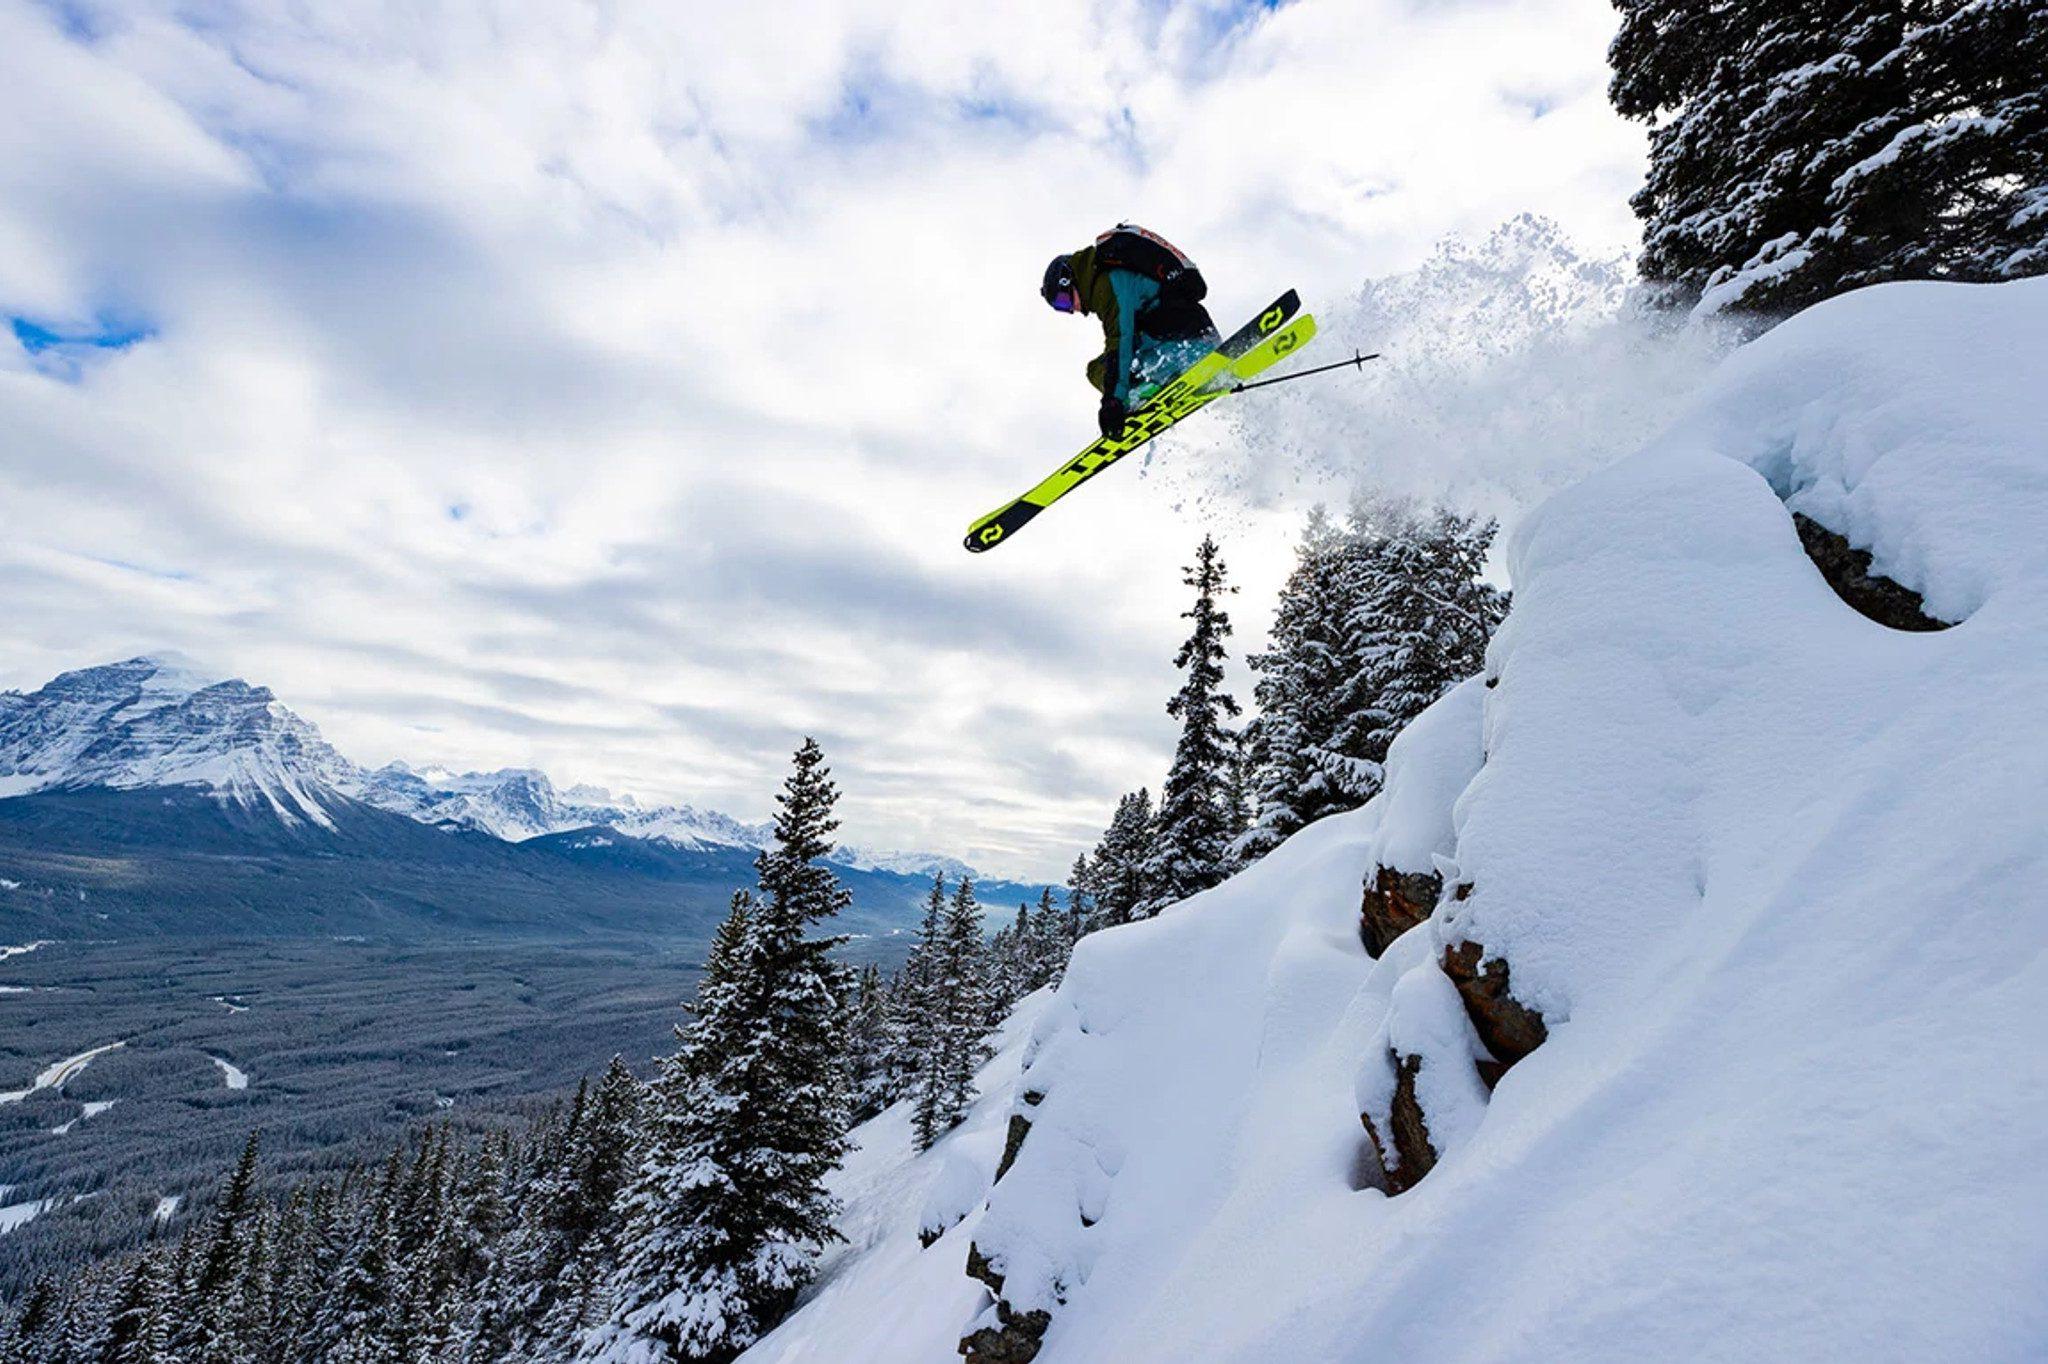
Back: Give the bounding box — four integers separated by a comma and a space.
1052, 287, 1078, 313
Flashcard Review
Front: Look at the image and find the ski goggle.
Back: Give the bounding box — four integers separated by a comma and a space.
1050, 285, 1078, 313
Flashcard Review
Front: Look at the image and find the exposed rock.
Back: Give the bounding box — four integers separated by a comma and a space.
1792, 513, 1949, 632
1360, 866, 1442, 958
994, 1112, 1032, 1182
961, 1246, 1052, 1363
1360, 1053, 1437, 1195
960, 1303, 1053, 1364
1441, 940, 1548, 1067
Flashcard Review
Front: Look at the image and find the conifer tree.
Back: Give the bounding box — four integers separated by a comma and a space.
1091, 789, 1155, 927
1030, 885, 1068, 989
1065, 854, 1094, 944
1239, 507, 1356, 861
1323, 505, 1505, 793
844, 964, 893, 1122
586, 738, 853, 1364
913, 877, 992, 1149
102, 1249, 176, 1364
1142, 536, 1243, 915
1609, 0, 2047, 314
905, 875, 950, 1150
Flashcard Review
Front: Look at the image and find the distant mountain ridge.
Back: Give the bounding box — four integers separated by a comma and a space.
0, 655, 976, 881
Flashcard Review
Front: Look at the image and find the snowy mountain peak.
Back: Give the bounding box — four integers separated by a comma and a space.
1, 658, 983, 875
0, 656, 353, 827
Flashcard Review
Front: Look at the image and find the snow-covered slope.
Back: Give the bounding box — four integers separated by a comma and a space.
737, 994, 1051, 1364
766, 279, 2048, 1362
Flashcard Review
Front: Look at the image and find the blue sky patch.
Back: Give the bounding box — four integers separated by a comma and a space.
11, 315, 157, 355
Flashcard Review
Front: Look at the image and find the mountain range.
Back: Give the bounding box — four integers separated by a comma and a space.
0, 656, 1019, 946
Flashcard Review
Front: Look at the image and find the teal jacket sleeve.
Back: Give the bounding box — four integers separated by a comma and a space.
1104, 271, 1161, 404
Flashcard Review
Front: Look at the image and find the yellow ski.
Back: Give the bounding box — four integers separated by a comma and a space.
965, 309, 1317, 553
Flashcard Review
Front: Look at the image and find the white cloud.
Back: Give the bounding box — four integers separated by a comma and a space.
0, 0, 1652, 877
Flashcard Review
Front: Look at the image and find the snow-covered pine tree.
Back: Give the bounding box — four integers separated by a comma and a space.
988, 904, 1031, 1019
325, 1150, 405, 1364
918, 876, 993, 1148
534, 1054, 644, 1353
1030, 885, 1069, 989
1065, 854, 1093, 944
1141, 536, 1243, 916
1332, 506, 1506, 786
586, 738, 853, 1364
102, 1248, 176, 1364
906, 875, 949, 1151
844, 964, 893, 1122
0, 1275, 60, 1364
1091, 789, 1155, 927
1237, 507, 1355, 864
186, 1128, 266, 1364
1609, 0, 2048, 315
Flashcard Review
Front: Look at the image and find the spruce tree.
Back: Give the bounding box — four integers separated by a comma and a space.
1030, 885, 1068, 989
844, 964, 893, 1122
906, 876, 949, 1151
102, 1250, 176, 1364
1610, 0, 2048, 314
914, 877, 992, 1149
1141, 536, 1243, 915
586, 738, 853, 1364
1324, 506, 1505, 789
1240, 507, 1365, 860
1091, 789, 1156, 927
1065, 854, 1094, 944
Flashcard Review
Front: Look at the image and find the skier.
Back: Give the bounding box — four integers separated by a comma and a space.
1042, 224, 1221, 439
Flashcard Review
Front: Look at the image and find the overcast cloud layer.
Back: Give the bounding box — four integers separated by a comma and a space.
0, 0, 1650, 878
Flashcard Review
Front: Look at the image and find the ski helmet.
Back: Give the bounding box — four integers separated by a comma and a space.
1042, 254, 1079, 312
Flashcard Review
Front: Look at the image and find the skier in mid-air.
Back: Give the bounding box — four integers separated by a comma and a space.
968, 237, 1313, 553
1042, 224, 1221, 439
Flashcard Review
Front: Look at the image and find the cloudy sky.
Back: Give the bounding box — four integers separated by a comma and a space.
0, 0, 1650, 877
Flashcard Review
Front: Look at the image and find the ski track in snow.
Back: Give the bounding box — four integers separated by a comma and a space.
0, 941, 49, 961
210, 1055, 249, 1090
0, 1040, 126, 1104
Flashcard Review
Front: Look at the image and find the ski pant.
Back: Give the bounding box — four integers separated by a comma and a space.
1086, 330, 1220, 403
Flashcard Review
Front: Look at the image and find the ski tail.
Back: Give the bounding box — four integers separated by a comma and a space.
1217, 290, 1299, 359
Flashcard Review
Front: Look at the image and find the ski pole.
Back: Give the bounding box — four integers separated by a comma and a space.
1229, 350, 1381, 394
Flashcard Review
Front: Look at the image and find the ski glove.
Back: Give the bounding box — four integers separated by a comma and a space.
1098, 395, 1128, 440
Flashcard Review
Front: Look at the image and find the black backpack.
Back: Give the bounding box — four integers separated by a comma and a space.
1094, 224, 1208, 305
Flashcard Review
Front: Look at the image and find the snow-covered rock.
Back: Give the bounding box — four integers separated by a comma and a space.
943, 278, 2048, 1363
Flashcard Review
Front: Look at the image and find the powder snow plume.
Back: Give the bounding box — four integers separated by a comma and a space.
1157, 216, 1746, 531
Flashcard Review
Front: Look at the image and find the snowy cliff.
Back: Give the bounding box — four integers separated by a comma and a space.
748, 278, 2048, 1363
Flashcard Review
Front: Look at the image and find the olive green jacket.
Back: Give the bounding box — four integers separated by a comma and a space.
1068, 243, 1162, 403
